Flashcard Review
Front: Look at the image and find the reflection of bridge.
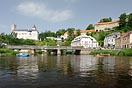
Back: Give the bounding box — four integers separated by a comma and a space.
7, 45, 91, 55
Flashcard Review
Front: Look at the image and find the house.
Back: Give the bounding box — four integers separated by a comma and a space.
94, 20, 119, 32
71, 34, 98, 48
11, 24, 39, 40
115, 36, 121, 49
104, 32, 120, 49
61, 30, 95, 39
115, 31, 132, 49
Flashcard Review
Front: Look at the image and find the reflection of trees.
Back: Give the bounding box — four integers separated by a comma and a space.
38, 55, 49, 72
94, 56, 132, 88
38, 55, 74, 77
66, 60, 74, 77
0, 57, 18, 73
8, 58, 18, 73
128, 59, 132, 76
114, 56, 132, 88
94, 58, 116, 88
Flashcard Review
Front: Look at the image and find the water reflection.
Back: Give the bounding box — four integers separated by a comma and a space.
129, 59, 132, 76
0, 55, 132, 88
17, 57, 39, 80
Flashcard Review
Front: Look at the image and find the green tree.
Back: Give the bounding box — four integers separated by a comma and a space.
62, 28, 75, 46
24, 39, 36, 45
127, 13, 132, 28
63, 38, 72, 46
76, 29, 81, 36
86, 24, 94, 30
39, 30, 56, 41
56, 29, 66, 37
67, 28, 75, 40
44, 38, 56, 46
99, 17, 112, 22
119, 13, 127, 29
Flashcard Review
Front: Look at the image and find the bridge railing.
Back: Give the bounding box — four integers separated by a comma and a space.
6, 45, 83, 50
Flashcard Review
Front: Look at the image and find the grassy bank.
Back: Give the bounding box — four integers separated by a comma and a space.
90, 50, 118, 56
0, 48, 18, 56
90, 49, 132, 56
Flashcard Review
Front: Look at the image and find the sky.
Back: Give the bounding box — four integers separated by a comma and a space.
0, 0, 132, 34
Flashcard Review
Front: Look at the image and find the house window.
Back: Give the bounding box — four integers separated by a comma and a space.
29, 32, 31, 35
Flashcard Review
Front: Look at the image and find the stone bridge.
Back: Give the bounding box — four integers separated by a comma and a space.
6, 45, 93, 55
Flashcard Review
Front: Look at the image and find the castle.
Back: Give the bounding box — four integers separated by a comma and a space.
11, 24, 39, 40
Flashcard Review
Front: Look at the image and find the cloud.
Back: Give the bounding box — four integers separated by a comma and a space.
64, 0, 79, 3
16, 2, 73, 22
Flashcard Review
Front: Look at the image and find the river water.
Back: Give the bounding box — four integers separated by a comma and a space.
0, 55, 132, 88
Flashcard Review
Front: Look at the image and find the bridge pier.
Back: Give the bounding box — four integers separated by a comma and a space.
57, 48, 61, 55
74, 50, 81, 55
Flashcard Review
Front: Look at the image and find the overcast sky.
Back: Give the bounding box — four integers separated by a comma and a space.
0, 0, 132, 34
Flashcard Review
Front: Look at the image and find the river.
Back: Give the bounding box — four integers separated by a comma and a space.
0, 55, 132, 88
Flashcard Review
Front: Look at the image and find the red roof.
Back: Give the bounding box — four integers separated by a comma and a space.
64, 30, 95, 35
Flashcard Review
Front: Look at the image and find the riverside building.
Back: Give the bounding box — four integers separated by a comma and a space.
11, 24, 39, 40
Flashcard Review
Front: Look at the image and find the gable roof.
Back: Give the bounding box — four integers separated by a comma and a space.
122, 30, 132, 37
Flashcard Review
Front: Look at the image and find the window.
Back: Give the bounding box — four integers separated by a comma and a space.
29, 32, 31, 35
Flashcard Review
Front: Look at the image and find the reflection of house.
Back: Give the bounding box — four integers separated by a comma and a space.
71, 34, 98, 48
61, 30, 95, 39
79, 55, 96, 72
95, 20, 119, 32
104, 32, 120, 48
17, 58, 38, 79
11, 24, 39, 40
115, 31, 132, 49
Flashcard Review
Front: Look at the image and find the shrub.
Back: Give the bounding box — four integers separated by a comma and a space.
117, 49, 132, 56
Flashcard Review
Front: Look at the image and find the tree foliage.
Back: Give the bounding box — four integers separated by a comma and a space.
91, 31, 110, 46
43, 38, 56, 46
76, 29, 81, 36
99, 17, 112, 23
127, 13, 132, 28
86, 24, 94, 30
119, 13, 127, 29
39, 30, 56, 41
67, 28, 75, 40
117, 13, 132, 32
56, 29, 66, 37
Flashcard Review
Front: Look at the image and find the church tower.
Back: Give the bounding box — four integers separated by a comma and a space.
32, 24, 37, 30
11, 24, 16, 31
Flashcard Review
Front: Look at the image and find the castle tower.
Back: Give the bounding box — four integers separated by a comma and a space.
11, 24, 16, 31
32, 24, 37, 30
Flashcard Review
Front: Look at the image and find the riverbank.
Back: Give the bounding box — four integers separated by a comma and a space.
0, 48, 18, 56
1, 48, 132, 56
90, 48, 132, 56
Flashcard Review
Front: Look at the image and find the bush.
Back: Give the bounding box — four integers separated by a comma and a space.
0, 48, 18, 56
90, 50, 118, 56
91, 49, 132, 56
117, 49, 132, 56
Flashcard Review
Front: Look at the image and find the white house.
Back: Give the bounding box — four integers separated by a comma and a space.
11, 24, 39, 40
71, 34, 98, 48
94, 20, 119, 32
104, 32, 120, 48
